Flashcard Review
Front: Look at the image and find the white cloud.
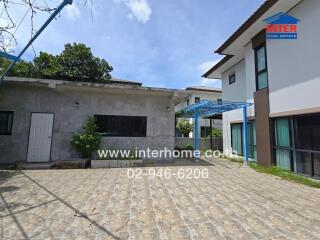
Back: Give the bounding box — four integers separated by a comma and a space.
197, 60, 218, 75
197, 60, 220, 87
65, 3, 81, 20
114, 0, 152, 23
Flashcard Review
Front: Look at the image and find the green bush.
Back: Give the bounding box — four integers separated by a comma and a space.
184, 144, 194, 151
71, 117, 101, 158
207, 128, 223, 138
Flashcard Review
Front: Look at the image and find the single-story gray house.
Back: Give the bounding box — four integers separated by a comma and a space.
0, 77, 189, 164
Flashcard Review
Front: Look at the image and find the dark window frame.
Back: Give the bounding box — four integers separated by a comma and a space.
94, 115, 147, 137
0, 111, 14, 135
254, 43, 268, 91
195, 97, 200, 103
229, 73, 236, 85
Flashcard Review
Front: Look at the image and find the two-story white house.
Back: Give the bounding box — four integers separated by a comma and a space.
203, 0, 320, 179
175, 86, 222, 138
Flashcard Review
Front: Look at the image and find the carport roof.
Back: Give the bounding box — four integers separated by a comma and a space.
180, 99, 253, 118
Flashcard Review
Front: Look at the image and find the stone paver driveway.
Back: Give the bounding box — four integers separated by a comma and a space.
1, 158, 320, 240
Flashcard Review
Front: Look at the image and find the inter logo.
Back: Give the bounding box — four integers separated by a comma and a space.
264, 12, 300, 39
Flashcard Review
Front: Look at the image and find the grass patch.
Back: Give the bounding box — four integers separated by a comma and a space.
249, 163, 320, 188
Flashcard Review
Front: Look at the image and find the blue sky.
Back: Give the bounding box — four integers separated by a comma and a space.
3, 0, 264, 89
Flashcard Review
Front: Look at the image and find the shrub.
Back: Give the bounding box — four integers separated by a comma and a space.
184, 144, 194, 151
71, 117, 101, 158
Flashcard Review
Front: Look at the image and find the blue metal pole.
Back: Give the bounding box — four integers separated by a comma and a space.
194, 110, 199, 161
243, 105, 249, 165
0, 0, 73, 82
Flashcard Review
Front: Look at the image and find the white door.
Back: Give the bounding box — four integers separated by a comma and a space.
27, 113, 54, 162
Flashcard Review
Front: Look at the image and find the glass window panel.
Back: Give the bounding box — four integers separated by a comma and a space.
311, 115, 320, 151
0, 112, 13, 135
95, 115, 147, 137
274, 118, 291, 147
257, 72, 268, 90
201, 126, 211, 138
314, 153, 320, 178
248, 122, 256, 160
276, 149, 291, 170
231, 124, 242, 156
294, 116, 312, 150
295, 151, 312, 175
229, 74, 236, 84
256, 46, 266, 71
248, 145, 257, 161
313, 153, 320, 178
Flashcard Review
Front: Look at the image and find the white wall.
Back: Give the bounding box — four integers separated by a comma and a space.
221, 58, 256, 155
268, 0, 320, 115
222, 0, 320, 156
221, 59, 246, 102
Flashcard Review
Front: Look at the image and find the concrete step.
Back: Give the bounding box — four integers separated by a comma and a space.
18, 162, 56, 170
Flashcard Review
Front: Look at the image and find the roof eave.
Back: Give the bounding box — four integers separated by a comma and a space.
215, 0, 279, 54
202, 55, 234, 79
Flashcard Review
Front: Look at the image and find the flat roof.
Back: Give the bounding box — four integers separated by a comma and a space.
3, 77, 190, 100
109, 78, 142, 86
186, 86, 221, 93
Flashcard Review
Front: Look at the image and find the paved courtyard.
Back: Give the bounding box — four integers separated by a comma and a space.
1, 158, 320, 240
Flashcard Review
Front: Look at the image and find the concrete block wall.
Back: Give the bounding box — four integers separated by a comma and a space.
0, 83, 176, 163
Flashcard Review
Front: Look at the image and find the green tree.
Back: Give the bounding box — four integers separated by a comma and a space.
8, 60, 38, 78
0, 42, 113, 83
34, 52, 61, 78
58, 43, 113, 82
176, 119, 193, 137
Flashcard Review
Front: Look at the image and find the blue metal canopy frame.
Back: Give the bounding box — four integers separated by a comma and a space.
0, 0, 73, 83
180, 99, 253, 164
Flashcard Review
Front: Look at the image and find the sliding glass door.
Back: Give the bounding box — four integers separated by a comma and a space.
248, 122, 257, 161
294, 114, 320, 178
231, 123, 243, 156
231, 121, 256, 160
273, 114, 320, 179
274, 118, 291, 170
